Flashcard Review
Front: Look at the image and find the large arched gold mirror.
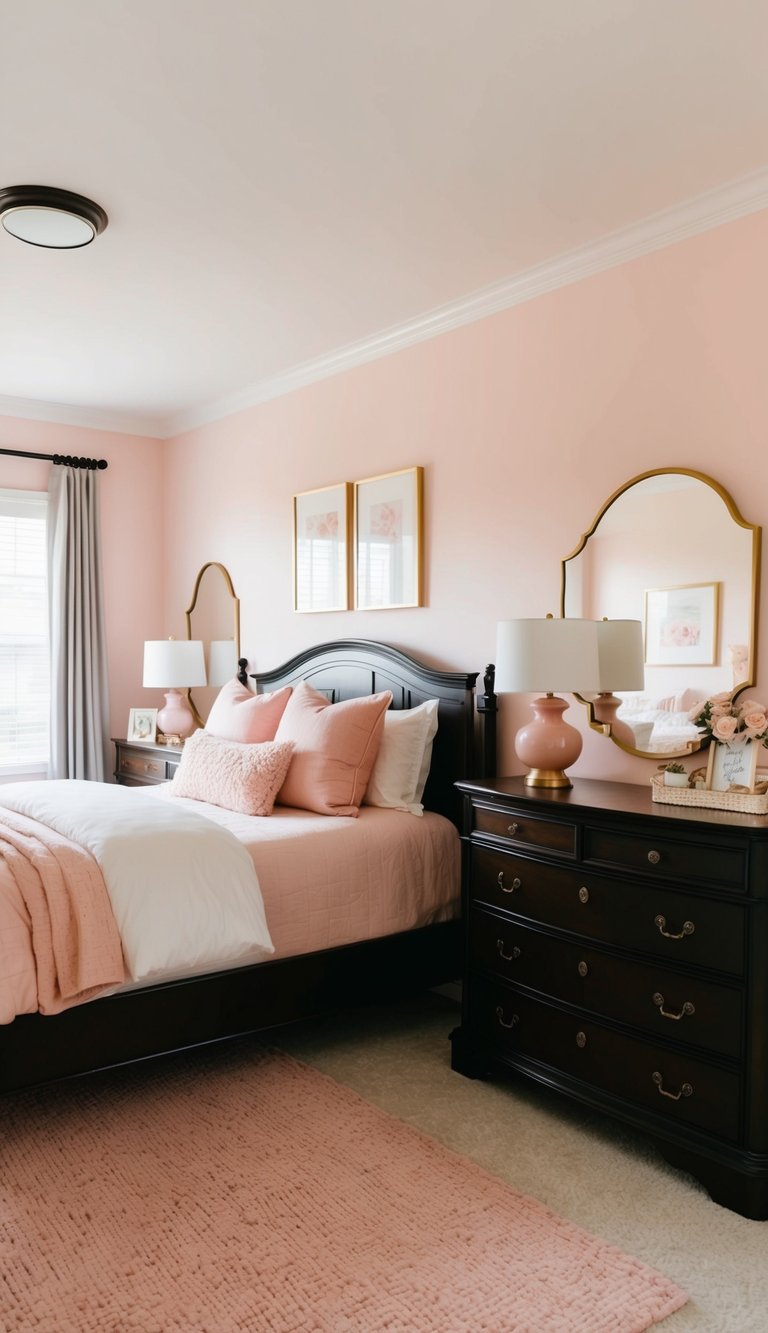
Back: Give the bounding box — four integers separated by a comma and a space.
185, 562, 241, 725
561, 469, 761, 758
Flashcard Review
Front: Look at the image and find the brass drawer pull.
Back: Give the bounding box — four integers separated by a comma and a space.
652, 1071, 693, 1101
507, 822, 519, 837
654, 914, 695, 940
497, 870, 521, 893
576, 1031, 587, 1048
578, 886, 589, 904
496, 940, 521, 962
577, 960, 589, 977
653, 992, 695, 1021
647, 849, 661, 865
495, 1006, 519, 1030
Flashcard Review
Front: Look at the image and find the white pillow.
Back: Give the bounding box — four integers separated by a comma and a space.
364, 699, 439, 816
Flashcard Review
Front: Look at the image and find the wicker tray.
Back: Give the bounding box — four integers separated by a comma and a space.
650, 772, 768, 815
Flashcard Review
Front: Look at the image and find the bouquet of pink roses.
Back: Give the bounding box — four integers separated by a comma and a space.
688, 692, 768, 746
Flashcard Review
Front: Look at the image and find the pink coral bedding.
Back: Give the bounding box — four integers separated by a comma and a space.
0, 811, 125, 1024
0, 792, 459, 1016
113, 794, 461, 990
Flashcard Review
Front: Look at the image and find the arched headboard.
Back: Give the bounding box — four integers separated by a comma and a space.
240, 639, 496, 827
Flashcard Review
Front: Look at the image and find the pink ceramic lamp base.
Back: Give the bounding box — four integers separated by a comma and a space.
157, 689, 196, 739
592, 692, 637, 748
515, 693, 583, 789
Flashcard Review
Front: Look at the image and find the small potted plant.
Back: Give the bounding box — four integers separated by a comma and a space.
663, 762, 689, 788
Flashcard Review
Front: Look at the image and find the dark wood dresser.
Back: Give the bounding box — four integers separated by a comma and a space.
450, 776, 768, 1218
113, 738, 183, 787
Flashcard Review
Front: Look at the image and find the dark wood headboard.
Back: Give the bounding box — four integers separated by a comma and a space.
238, 639, 496, 828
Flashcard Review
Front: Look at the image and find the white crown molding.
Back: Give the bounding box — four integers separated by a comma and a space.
0, 394, 164, 439
2, 165, 767, 441
163, 165, 768, 438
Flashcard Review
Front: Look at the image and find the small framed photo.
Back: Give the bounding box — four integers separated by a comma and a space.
706, 739, 759, 792
644, 582, 719, 666
127, 708, 158, 743
293, 482, 351, 612
354, 466, 423, 610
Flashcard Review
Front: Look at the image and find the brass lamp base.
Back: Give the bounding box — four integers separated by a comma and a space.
523, 768, 573, 789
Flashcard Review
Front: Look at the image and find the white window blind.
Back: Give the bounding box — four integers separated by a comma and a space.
0, 489, 49, 773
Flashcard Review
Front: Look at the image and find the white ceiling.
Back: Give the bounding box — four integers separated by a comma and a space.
2, 0, 768, 439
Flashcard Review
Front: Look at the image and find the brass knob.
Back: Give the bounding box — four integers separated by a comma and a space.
648, 849, 661, 865
508, 822, 519, 837
578, 886, 589, 904
577, 960, 589, 977
576, 1031, 587, 1048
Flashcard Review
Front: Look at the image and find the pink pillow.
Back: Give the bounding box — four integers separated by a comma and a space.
274, 680, 393, 816
172, 730, 294, 816
205, 679, 292, 743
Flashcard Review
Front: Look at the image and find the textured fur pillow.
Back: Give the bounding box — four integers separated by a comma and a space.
172, 730, 294, 816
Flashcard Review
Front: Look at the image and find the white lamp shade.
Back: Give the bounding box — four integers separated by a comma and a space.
596, 620, 645, 692
208, 639, 237, 688
495, 618, 600, 695
143, 639, 207, 688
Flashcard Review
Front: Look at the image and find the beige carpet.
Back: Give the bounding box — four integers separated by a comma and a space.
276, 991, 768, 1333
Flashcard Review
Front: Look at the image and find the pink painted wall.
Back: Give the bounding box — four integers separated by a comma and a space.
0, 417, 164, 752
3, 208, 766, 787
162, 208, 768, 785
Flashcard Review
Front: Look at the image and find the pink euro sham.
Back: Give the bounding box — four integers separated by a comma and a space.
205, 679, 292, 743
275, 681, 392, 816
172, 731, 294, 816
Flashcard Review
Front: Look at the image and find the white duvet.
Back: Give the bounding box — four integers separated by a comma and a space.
0, 780, 274, 981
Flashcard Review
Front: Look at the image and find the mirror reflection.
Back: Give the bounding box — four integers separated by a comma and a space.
561, 470, 760, 757
185, 562, 241, 725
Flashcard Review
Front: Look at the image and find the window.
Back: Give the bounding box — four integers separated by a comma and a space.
0, 489, 49, 774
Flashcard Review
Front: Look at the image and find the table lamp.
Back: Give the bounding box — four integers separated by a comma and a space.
143, 638, 207, 739
495, 616, 600, 788
592, 619, 645, 747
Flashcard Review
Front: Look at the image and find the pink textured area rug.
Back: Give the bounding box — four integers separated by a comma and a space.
1, 1046, 686, 1332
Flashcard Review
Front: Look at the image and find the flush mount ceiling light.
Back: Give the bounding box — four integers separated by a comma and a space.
0, 185, 108, 249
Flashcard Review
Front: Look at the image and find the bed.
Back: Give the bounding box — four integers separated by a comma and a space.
0, 639, 496, 1093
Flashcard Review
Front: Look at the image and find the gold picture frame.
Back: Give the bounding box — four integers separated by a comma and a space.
293, 482, 352, 612
354, 466, 423, 610
706, 739, 759, 792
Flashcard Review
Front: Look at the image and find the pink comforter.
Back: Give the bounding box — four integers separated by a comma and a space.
0, 810, 125, 1022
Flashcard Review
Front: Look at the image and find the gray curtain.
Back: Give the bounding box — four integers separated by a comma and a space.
47, 466, 111, 780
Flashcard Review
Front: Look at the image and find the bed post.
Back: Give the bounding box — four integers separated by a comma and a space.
476, 663, 497, 777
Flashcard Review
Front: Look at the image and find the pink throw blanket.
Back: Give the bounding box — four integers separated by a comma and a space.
0, 809, 125, 1017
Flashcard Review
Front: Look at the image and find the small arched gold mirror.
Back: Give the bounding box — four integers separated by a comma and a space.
561, 469, 761, 759
185, 562, 241, 725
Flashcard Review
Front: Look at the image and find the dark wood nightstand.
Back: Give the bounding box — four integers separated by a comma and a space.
450, 774, 768, 1219
113, 738, 183, 787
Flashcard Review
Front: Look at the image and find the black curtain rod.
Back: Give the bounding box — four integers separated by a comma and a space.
0, 447, 108, 470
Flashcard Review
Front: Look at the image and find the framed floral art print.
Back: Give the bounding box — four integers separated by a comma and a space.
644, 582, 719, 666
354, 467, 423, 610
293, 482, 351, 612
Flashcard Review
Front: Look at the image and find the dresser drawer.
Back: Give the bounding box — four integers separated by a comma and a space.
469, 846, 745, 976
470, 907, 743, 1059
115, 744, 181, 785
471, 977, 741, 1142
472, 804, 576, 856
584, 826, 746, 891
